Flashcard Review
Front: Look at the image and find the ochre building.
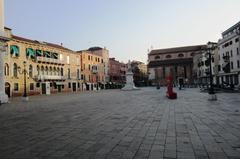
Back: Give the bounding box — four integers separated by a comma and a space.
77, 49, 106, 90
4, 28, 108, 97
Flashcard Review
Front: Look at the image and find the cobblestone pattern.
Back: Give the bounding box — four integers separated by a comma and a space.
0, 88, 240, 159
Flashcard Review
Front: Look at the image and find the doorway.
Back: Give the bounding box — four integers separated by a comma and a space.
57, 85, 61, 92
5, 82, 10, 97
72, 83, 77, 92
42, 83, 46, 94
86, 83, 89, 90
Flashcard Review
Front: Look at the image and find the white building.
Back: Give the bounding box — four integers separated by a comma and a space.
217, 21, 240, 87
196, 43, 218, 85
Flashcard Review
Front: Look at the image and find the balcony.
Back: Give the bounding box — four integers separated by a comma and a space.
92, 65, 98, 74
222, 55, 230, 62
66, 73, 81, 80
36, 57, 65, 65
35, 75, 66, 81
222, 63, 230, 73
92, 69, 98, 74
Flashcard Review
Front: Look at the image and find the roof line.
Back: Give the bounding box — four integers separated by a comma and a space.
151, 44, 206, 51
12, 35, 74, 52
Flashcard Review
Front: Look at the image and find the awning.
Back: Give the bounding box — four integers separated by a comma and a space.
52, 53, 58, 59
44, 51, 51, 58
36, 50, 43, 56
217, 72, 239, 76
26, 48, 35, 58
55, 82, 64, 85
10, 45, 19, 56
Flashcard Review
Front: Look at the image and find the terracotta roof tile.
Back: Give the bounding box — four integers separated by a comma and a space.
149, 45, 207, 55
12, 35, 74, 52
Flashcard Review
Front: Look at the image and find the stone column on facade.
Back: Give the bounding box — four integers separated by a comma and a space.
0, 0, 9, 104
186, 65, 191, 80
183, 65, 187, 78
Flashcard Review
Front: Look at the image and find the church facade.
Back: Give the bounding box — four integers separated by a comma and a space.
148, 45, 206, 86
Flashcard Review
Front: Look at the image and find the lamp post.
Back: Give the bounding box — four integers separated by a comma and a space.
207, 42, 217, 100
18, 61, 29, 101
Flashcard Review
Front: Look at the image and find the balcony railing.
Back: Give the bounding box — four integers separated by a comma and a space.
92, 69, 98, 74
222, 55, 230, 62
35, 75, 66, 81
36, 57, 65, 65
92, 65, 98, 74
222, 63, 230, 73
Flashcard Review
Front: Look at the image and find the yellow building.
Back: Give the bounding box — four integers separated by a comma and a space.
4, 28, 83, 97
77, 49, 105, 90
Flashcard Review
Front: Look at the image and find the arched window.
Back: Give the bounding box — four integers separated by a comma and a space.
68, 68, 71, 79
165, 55, 172, 59
178, 53, 184, 57
37, 65, 40, 75
49, 67, 52, 75
61, 68, 64, 76
53, 67, 56, 75
41, 66, 44, 75
29, 65, 33, 77
57, 68, 60, 76
77, 69, 80, 79
13, 63, 18, 77
4, 63, 9, 76
155, 56, 160, 60
190, 52, 194, 56
45, 66, 48, 75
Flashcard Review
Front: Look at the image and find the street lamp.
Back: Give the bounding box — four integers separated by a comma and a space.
206, 42, 217, 100
18, 61, 29, 101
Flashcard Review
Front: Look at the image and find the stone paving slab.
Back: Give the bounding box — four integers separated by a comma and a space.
0, 87, 240, 159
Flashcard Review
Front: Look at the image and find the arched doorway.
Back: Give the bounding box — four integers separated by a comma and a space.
5, 82, 11, 97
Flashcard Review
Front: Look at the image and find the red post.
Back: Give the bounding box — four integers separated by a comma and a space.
166, 75, 177, 99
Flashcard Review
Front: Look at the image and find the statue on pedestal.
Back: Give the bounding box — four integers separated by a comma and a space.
121, 60, 140, 91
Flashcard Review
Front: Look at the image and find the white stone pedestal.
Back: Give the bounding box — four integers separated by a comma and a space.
21, 97, 29, 102
122, 72, 140, 91
208, 94, 217, 101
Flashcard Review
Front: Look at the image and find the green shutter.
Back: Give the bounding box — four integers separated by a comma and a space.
36, 50, 43, 56
26, 48, 35, 59
52, 53, 58, 59
10, 45, 19, 56
44, 51, 51, 58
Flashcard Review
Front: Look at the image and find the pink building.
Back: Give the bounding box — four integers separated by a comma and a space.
109, 58, 126, 84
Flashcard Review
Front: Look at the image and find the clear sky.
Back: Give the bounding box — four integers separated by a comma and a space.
5, 0, 240, 63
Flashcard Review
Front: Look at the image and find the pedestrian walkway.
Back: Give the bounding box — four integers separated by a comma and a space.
0, 88, 239, 159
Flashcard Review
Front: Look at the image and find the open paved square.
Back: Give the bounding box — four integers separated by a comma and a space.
0, 88, 240, 159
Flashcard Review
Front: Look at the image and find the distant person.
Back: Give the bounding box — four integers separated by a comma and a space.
179, 78, 184, 90
156, 82, 160, 89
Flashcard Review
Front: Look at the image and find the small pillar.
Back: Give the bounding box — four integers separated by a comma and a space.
166, 75, 177, 99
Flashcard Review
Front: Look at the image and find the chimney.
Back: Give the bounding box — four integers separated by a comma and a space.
0, 0, 5, 36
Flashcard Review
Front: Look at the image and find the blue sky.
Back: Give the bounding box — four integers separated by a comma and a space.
5, 0, 240, 63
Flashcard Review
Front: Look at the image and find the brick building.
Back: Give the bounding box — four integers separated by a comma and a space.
109, 58, 126, 84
